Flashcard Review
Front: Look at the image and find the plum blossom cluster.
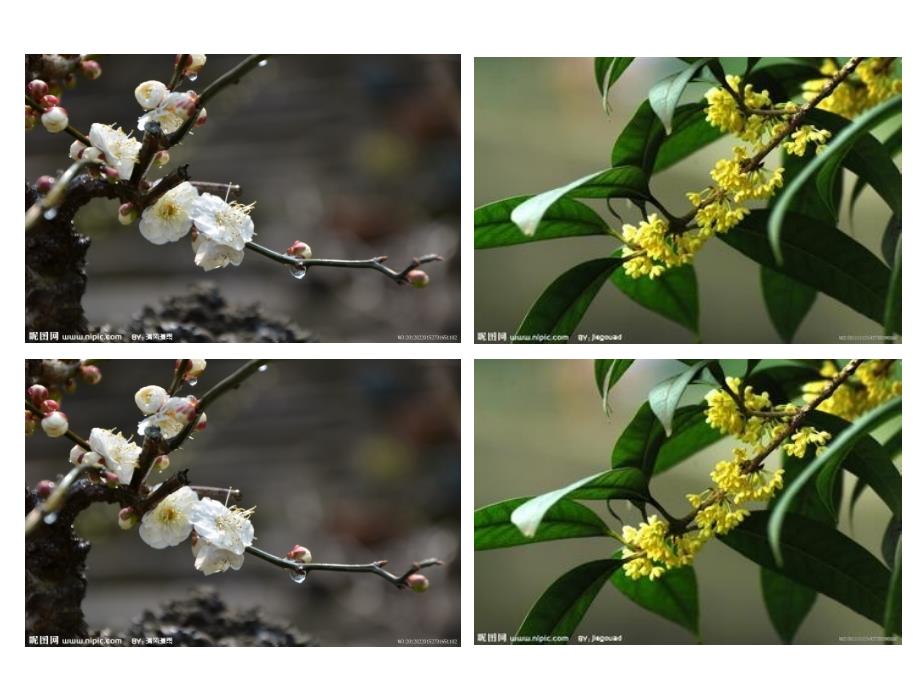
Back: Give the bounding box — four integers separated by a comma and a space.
803, 360, 902, 422
25, 56, 102, 135
25, 363, 103, 439
621, 72, 833, 280
803, 58, 901, 120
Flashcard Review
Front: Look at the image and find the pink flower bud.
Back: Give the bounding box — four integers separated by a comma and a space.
41, 94, 60, 108
35, 175, 56, 194
41, 411, 69, 438
286, 545, 312, 564
285, 241, 313, 260
117, 203, 138, 226
26, 107, 38, 130
195, 413, 207, 431
80, 364, 102, 384
27, 384, 49, 404
103, 471, 120, 485
406, 269, 430, 288
27, 79, 49, 100
41, 399, 60, 414
80, 60, 102, 80
35, 480, 56, 498
406, 573, 430, 592
103, 166, 119, 179
41, 106, 69, 133
184, 54, 207, 75
194, 108, 208, 127
185, 359, 207, 379
118, 507, 138, 530
25, 411, 38, 436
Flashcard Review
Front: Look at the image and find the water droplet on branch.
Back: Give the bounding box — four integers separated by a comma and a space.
187, 73, 198, 82
258, 60, 268, 67
289, 264, 307, 280
187, 378, 198, 387
43, 513, 58, 525
43, 209, 58, 220
288, 569, 307, 584
258, 364, 268, 373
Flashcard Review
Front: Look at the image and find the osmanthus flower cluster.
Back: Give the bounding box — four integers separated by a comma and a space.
803, 360, 902, 422
621, 74, 830, 280
619, 361, 901, 581
804, 58, 902, 119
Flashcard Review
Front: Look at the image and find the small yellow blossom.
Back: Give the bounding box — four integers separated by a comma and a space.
621, 214, 691, 279
782, 125, 832, 157
782, 426, 832, 458
705, 75, 775, 144
804, 360, 902, 421
804, 58, 901, 119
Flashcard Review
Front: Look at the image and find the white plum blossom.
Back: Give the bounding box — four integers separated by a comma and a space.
138, 486, 200, 549
192, 538, 244, 575
138, 90, 197, 135
138, 182, 199, 245
69, 140, 86, 160
41, 107, 69, 133
69, 443, 103, 467
188, 194, 255, 271
186, 359, 207, 379
41, 411, 69, 437
134, 80, 168, 110
137, 395, 198, 439
135, 385, 170, 414
88, 123, 142, 180
88, 428, 141, 484
186, 54, 207, 75
190, 498, 255, 555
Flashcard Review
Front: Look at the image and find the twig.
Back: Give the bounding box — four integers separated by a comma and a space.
25, 464, 97, 535
741, 57, 864, 172
25, 160, 93, 231
190, 486, 241, 502
246, 241, 443, 285
168, 54, 191, 91
168, 359, 191, 396
25, 399, 91, 450
245, 545, 443, 588
25, 94, 91, 146
167, 54, 269, 148
168, 359, 268, 451
190, 181, 241, 199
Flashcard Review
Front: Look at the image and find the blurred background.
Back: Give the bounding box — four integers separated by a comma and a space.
475, 360, 897, 643
26, 55, 460, 342
474, 58, 898, 343
27, 359, 460, 646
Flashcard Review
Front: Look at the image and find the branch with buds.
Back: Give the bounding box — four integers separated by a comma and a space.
26, 359, 443, 595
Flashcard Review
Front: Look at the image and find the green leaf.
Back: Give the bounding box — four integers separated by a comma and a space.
807, 106, 902, 222
648, 58, 710, 134
516, 258, 622, 341
720, 511, 895, 630
768, 398, 902, 563
516, 559, 623, 642
770, 96, 902, 261
882, 214, 901, 267
884, 538, 901, 639
474, 498, 611, 550
721, 209, 892, 325
510, 468, 648, 538
610, 264, 699, 335
648, 360, 710, 436
611, 100, 721, 176
612, 403, 720, 476
474, 195, 609, 248
850, 126, 900, 218
654, 405, 724, 474
510, 167, 648, 236
881, 516, 901, 569
594, 359, 634, 415
760, 266, 816, 343
884, 235, 901, 336
746, 62, 822, 102
761, 569, 816, 643
596, 58, 634, 113
611, 565, 699, 637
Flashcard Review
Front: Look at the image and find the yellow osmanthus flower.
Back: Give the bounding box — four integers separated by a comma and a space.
704, 376, 773, 443
782, 125, 832, 157
803, 360, 902, 421
711, 147, 785, 203
621, 213, 690, 279
705, 75, 775, 144
783, 426, 832, 458
621, 515, 704, 581
710, 448, 785, 503
804, 58, 901, 120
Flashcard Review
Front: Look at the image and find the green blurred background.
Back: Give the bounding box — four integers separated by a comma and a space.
474, 360, 896, 643
474, 58, 897, 343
